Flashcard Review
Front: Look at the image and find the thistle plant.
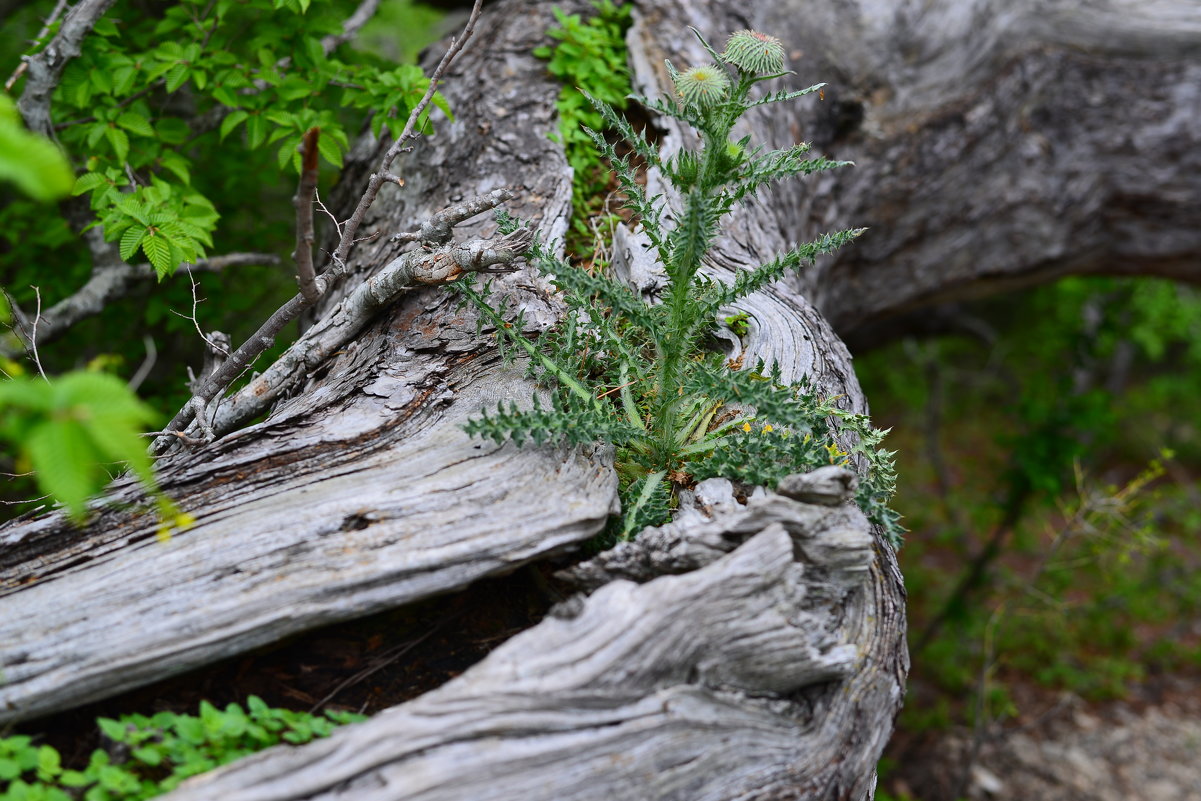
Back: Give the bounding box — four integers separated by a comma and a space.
462, 28, 902, 545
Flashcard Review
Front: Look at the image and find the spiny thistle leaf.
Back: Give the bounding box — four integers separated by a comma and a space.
704, 228, 867, 314
465, 24, 901, 546
581, 89, 660, 169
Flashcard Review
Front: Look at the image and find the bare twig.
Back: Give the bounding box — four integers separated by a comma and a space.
128, 335, 157, 392
329, 0, 483, 276
15, 0, 117, 138
294, 127, 321, 303
169, 270, 231, 359
319, 0, 382, 54
1, 252, 279, 358
309, 618, 446, 714
4, 0, 70, 91
152, 191, 529, 451
314, 188, 343, 237
153, 2, 488, 452
28, 287, 48, 382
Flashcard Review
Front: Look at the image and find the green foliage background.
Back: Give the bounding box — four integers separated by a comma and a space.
857, 277, 1201, 745
1, 0, 446, 519
0, 697, 363, 800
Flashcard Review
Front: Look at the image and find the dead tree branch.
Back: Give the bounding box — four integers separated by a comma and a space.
152, 189, 526, 452
328, 0, 483, 276
319, 0, 382, 55
15, 0, 116, 139
152, 0, 486, 450
293, 128, 321, 303
2, 253, 279, 358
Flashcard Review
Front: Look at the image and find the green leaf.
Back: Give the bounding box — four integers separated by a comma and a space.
97, 718, 126, 742
116, 111, 155, 138
159, 151, 192, 184
119, 225, 147, 261
104, 126, 130, 163
36, 745, 62, 779
219, 109, 248, 141
0, 96, 75, 201
0, 757, 21, 780
316, 133, 342, 168
431, 92, 454, 122
72, 172, 109, 196
211, 85, 238, 107
131, 746, 162, 766
141, 231, 173, 277
27, 420, 101, 518
90, 67, 113, 94
165, 63, 190, 93
155, 117, 190, 145
245, 114, 266, 149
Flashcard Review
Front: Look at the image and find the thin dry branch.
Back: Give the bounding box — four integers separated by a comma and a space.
293, 128, 321, 303
319, 0, 382, 54
152, 1, 487, 451
156, 189, 529, 448
3, 0, 69, 91
328, 0, 483, 274
1, 253, 279, 358
15, 0, 117, 138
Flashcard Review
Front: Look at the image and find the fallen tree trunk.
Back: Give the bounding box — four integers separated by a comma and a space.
2, 0, 1198, 798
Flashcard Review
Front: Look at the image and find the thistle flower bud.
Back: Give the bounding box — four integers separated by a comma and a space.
721, 30, 786, 75
674, 65, 729, 108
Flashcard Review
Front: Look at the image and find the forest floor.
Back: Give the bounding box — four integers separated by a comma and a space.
884, 672, 1201, 801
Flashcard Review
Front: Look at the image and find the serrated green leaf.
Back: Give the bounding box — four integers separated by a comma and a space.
277, 138, 296, 169
316, 133, 342, 168
72, 172, 108, 195
141, 231, 173, 277
159, 151, 191, 184
116, 111, 155, 138
219, 109, 248, 141
90, 67, 113, 94
104, 125, 129, 163
262, 109, 298, 127
85, 121, 106, 148
245, 114, 266, 149
165, 63, 190, 93
27, 420, 100, 519
112, 65, 137, 95
119, 225, 146, 261
115, 197, 149, 225
211, 85, 238, 107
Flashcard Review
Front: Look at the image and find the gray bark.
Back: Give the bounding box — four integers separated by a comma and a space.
2, 0, 1197, 798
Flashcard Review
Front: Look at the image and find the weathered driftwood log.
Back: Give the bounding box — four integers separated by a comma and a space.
163, 477, 897, 801
754, 0, 1201, 340
2, 0, 1197, 797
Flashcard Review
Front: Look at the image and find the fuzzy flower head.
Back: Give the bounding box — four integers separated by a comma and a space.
674, 64, 729, 109
722, 30, 786, 75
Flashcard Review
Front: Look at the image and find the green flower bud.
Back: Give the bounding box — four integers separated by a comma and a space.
721, 30, 786, 75
673, 65, 729, 109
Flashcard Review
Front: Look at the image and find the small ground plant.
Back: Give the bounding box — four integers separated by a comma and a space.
533, 0, 633, 258
462, 29, 901, 544
0, 697, 364, 801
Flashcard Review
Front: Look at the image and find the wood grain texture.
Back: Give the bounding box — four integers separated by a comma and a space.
162, 491, 886, 801
750, 0, 1201, 339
